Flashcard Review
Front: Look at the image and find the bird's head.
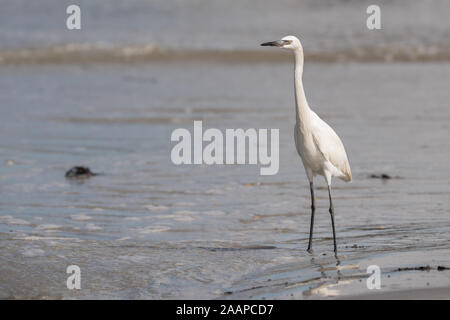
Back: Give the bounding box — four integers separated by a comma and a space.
260, 35, 302, 51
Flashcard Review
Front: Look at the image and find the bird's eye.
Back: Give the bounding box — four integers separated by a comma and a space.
283, 40, 292, 45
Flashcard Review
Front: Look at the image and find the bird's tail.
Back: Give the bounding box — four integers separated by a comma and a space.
338, 165, 352, 182
341, 169, 352, 182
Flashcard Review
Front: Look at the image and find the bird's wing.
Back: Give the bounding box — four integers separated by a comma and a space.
310, 112, 352, 182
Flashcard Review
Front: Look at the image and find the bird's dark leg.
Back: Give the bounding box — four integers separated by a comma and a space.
307, 181, 315, 252
328, 185, 337, 253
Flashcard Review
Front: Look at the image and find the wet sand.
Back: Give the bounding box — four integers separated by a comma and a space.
2, 0, 450, 301
342, 287, 450, 300
1, 60, 450, 299
223, 249, 450, 300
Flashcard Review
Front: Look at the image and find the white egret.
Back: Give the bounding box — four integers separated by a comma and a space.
261, 35, 352, 253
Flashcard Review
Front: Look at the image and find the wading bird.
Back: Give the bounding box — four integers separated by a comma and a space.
261, 36, 352, 253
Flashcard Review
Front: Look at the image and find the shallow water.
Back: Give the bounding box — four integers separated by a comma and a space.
1, 60, 450, 299
2, 0, 450, 65
1, 0, 450, 299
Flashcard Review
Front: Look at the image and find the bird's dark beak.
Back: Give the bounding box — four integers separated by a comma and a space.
260, 40, 285, 47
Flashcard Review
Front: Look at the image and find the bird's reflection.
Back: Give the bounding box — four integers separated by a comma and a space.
302, 251, 344, 297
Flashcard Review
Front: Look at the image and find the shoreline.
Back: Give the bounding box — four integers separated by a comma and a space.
339, 286, 450, 300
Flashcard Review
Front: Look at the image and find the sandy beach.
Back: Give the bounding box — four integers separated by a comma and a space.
1, 0, 450, 299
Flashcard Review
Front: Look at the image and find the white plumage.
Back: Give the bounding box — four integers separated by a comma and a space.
295, 111, 352, 184
262, 35, 352, 253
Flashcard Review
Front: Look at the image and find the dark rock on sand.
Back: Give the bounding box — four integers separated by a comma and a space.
369, 173, 404, 180
397, 265, 431, 272
65, 166, 98, 178
396, 265, 450, 272
369, 174, 391, 179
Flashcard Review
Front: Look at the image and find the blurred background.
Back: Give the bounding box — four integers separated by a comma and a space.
1, 0, 450, 61
1, 0, 449, 299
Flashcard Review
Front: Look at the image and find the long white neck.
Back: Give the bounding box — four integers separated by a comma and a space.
293, 49, 312, 130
